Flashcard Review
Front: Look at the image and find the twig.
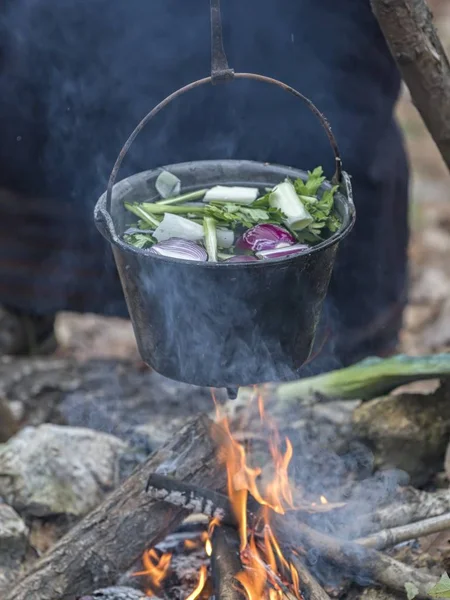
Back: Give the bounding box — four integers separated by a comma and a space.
371, 0, 450, 172
289, 555, 331, 600
356, 511, 450, 549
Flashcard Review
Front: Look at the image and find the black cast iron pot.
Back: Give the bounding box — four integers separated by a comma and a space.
95, 150, 355, 387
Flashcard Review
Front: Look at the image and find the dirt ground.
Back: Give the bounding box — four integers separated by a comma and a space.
54, 2, 450, 364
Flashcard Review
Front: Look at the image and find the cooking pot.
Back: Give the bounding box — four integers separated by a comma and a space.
94, 0, 355, 388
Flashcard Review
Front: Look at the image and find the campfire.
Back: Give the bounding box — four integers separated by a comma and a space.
113, 389, 438, 600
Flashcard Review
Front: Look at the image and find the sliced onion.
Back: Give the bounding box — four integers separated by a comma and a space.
225, 255, 259, 263
148, 238, 207, 261
236, 224, 297, 252
256, 244, 310, 259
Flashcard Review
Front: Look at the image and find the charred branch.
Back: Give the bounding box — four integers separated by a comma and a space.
211, 525, 244, 600
146, 473, 233, 523
4, 416, 226, 600
371, 0, 450, 171
356, 511, 450, 549
288, 555, 331, 600
275, 519, 437, 599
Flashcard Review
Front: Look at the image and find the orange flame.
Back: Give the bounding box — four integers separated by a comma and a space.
214, 390, 303, 599
133, 548, 172, 596
186, 564, 208, 600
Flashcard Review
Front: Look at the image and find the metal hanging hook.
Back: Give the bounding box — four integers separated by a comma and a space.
210, 0, 234, 83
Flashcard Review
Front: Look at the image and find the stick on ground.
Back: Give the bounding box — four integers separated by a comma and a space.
347, 486, 450, 538
371, 0, 450, 172
356, 511, 450, 550
4, 416, 226, 600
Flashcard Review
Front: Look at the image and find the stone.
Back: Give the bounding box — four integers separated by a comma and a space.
352, 383, 450, 486
0, 424, 128, 517
0, 503, 28, 592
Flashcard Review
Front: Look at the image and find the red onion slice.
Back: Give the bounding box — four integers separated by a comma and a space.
256, 244, 310, 259
148, 238, 207, 261
236, 224, 297, 252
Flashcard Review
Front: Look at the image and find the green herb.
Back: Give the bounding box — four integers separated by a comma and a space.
294, 170, 341, 236
124, 203, 161, 228
205, 204, 284, 229
124, 232, 155, 249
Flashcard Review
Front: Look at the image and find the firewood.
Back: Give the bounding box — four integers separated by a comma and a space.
211, 525, 243, 600
356, 512, 450, 550
288, 555, 331, 600
346, 486, 450, 538
4, 416, 226, 600
140, 475, 438, 598
276, 518, 437, 599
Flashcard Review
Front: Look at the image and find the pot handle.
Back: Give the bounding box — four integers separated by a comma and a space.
104, 0, 344, 215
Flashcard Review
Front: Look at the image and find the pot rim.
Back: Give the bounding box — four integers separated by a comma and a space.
94, 159, 356, 268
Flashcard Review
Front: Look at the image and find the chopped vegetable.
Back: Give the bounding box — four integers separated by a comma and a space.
269, 180, 313, 231
122, 165, 343, 262
256, 244, 309, 259
216, 228, 234, 249
124, 203, 161, 228
236, 224, 296, 252
203, 216, 218, 262
153, 213, 204, 242
155, 170, 181, 199
149, 238, 207, 261
157, 189, 207, 205
204, 186, 258, 204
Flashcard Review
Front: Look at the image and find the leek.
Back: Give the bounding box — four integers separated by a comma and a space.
204, 186, 259, 204
153, 213, 204, 242
269, 180, 313, 231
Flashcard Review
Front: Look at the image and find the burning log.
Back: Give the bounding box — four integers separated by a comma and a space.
288, 555, 331, 600
146, 473, 236, 524
210, 525, 244, 600
356, 512, 450, 550
142, 475, 437, 598
4, 416, 226, 600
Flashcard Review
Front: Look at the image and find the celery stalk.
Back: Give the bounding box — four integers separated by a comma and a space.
203, 216, 218, 262
124, 203, 161, 228
156, 189, 207, 205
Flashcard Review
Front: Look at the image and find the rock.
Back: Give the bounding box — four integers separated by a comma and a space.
0, 424, 128, 517
352, 383, 450, 486
0, 503, 28, 592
